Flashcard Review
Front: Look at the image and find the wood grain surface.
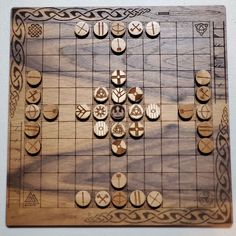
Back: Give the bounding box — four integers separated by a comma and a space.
7, 6, 232, 227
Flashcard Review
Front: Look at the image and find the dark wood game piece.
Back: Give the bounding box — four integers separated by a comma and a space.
112, 191, 128, 208
110, 105, 125, 121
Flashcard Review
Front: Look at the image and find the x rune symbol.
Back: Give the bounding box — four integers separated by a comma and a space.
130, 23, 141, 32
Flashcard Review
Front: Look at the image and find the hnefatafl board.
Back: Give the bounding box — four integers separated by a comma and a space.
7, 6, 232, 226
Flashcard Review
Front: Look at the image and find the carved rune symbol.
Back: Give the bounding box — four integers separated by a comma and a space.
195, 23, 208, 36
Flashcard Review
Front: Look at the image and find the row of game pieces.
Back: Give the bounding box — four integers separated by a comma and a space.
25, 70, 59, 155
178, 70, 213, 155
75, 172, 162, 209
75, 21, 160, 54
195, 70, 213, 155
76, 104, 160, 122
75, 20, 160, 38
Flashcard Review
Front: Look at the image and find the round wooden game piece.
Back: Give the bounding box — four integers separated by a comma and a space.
111, 172, 127, 189
146, 191, 163, 208
95, 190, 111, 208
111, 122, 126, 138
75, 104, 91, 120
111, 70, 126, 86
195, 70, 211, 86
145, 21, 160, 37
178, 104, 194, 120
128, 87, 143, 103
198, 138, 214, 155
196, 86, 211, 103
129, 190, 146, 207
110, 105, 125, 121
75, 190, 91, 208
25, 139, 41, 155
74, 21, 90, 37
197, 122, 213, 137
146, 104, 160, 120
94, 121, 108, 138
111, 21, 126, 37
25, 104, 41, 120
129, 122, 144, 138
128, 21, 143, 37
112, 191, 128, 208
43, 104, 59, 121
196, 104, 212, 121
24, 122, 40, 138
94, 87, 109, 103
93, 21, 108, 38
25, 88, 41, 104
93, 104, 108, 120
111, 38, 126, 54
111, 139, 127, 156
112, 88, 127, 104
27, 70, 42, 87
128, 104, 144, 120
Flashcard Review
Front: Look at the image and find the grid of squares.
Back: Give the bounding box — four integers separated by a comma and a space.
23, 20, 215, 209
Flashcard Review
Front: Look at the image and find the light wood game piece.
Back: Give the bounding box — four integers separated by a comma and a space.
111, 172, 127, 189
111, 70, 126, 86
146, 104, 160, 120
111, 122, 126, 138
111, 38, 126, 54
24, 122, 40, 138
27, 70, 42, 87
129, 104, 144, 120
129, 122, 144, 138
146, 191, 163, 208
198, 138, 214, 155
195, 70, 211, 86
94, 121, 108, 137
129, 190, 146, 207
112, 88, 127, 104
74, 21, 90, 37
93, 21, 108, 38
145, 21, 160, 37
178, 104, 194, 120
75, 104, 91, 120
25, 139, 41, 155
111, 21, 126, 37
95, 190, 111, 208
25, 104, 41, 120
110, 105, 125, 121
128, 87, 143, 103
43, 104, 59, 121
196, 86, 211, 103
112, 191, 128, 208
93, 104, 108, 120
94, 87, 109, 103
75, 191, 91, 208
197, 122, 213, 137
197, 104, 212, 121
111, 139, 127, 156
128, 21, 143, 37
25, 88, 41, 104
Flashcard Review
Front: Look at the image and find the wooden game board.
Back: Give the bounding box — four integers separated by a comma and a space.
7, 6, 232, 226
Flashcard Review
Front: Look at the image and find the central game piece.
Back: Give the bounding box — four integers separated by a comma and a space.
110, 105, 125, 121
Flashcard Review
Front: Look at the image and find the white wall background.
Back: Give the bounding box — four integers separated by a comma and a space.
0, 0, 235, 235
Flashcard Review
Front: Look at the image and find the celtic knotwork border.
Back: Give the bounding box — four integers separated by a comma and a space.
85, 106, 231, 225
10, 7, 151, 117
